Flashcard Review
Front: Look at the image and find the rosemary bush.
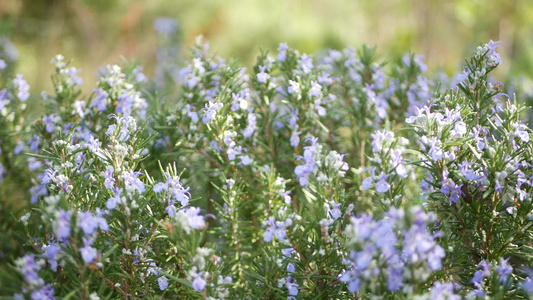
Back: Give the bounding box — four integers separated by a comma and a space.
0, 32, 532, 299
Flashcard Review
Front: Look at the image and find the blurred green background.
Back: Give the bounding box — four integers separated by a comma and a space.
1, 0, 533, 94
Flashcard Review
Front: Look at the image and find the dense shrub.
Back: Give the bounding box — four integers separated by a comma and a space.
0, 32, 532, 299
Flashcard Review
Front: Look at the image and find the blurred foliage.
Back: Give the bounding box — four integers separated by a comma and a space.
0, 0, 532, 102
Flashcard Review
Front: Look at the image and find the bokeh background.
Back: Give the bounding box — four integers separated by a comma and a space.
1, 0, 533, 96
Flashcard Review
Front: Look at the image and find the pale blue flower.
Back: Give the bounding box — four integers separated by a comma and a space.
185, 207, 205, 229
375, 173, 390, 193
80, 237, 97, 263
286, 276, 299, 296
278, 43, 288, 62
123, 170, 145, 193
56, 210, 71, 241
91, 88, 108, 111
13, 74, 29, 101
256, 65, 269, 83
192, 273, 207, 291
361, 177, 373, 190
78, 211, 98, 235
299, 54, 313, 74
30, 284, 55, 300
496, 257, 513, 284
287, 262, 295, 273
282, 248, 295, 258
158, 276, 169, 291
43, 114, 55, 133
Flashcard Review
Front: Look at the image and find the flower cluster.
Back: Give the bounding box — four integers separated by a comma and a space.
340, 206, 445, 296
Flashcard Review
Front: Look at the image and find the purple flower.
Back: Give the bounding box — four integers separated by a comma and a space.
103, 166, 115, 189
387, 267, 403, 291
244, 112, 257, 138
278, 43, 288, 62
153, 182, 167, 193
95, 209, 109, 232
458, 161, 476, 181
339, 268, 362, 293
375, 173, 390, 193
427, 245, 446, 271
496, 257, 513, 284
318, 72, 333, 86
87, 135, 101, 153
185, 104, 199, 123
256, 65, 269, 83
361, 177, 373, 190
166, 200, 177, 217
28, 134, 40, 153
30, 284, 55, 300
521, 269, 533, 294
43, 114, 55, 133
107, 188, 122, 210
105, 124, 115, 136
286, 276, 299, 296
241, 155, 252, 166
430, 281, 460, 300
309, 81, 321, 97
280, 189, 291, 205
154, 174, 191, 206
115, 90, 135, 116
514, 123, 530, 143
66, 67, 84, 86
13, 74, 29, 101
282, 248, 295, 257
202, 101, 223, 124
56, 210, 71, 241
275, 224, 287, 241
471, 260, 491, 285
288, 109, 299, 127
467, 287, 486, 299
185, 207, 205, 229
472, 127, 486, 151
123, 170, 145, 193
30, 184, 48, 204
299, 54, 313, 74
158, 276, 169, 291
14, 140, 24, 155
370, 129, 394, 153
429, 143, 443, 161
290, 131, 301, 147
227, 145, 240, 161
132, 66, 147, 83
192, 273, 207, 291
78, 211, 98, 235
263, 217, 275, 242
329, 203, 342, 220
454, 121, 467, 136
488, 40, 502, 65
80, 237, 97, 263
17, 254, 44, 286
187, 75, 200, 89
0, 163, 5, 183
441, 171, 464, 203
28, 157, 42, 171
91, 88, 108, 111
287, 80, 300, 95
287, 262, 295, 273
448, 184, 463, 203
43, 243, 61, 271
